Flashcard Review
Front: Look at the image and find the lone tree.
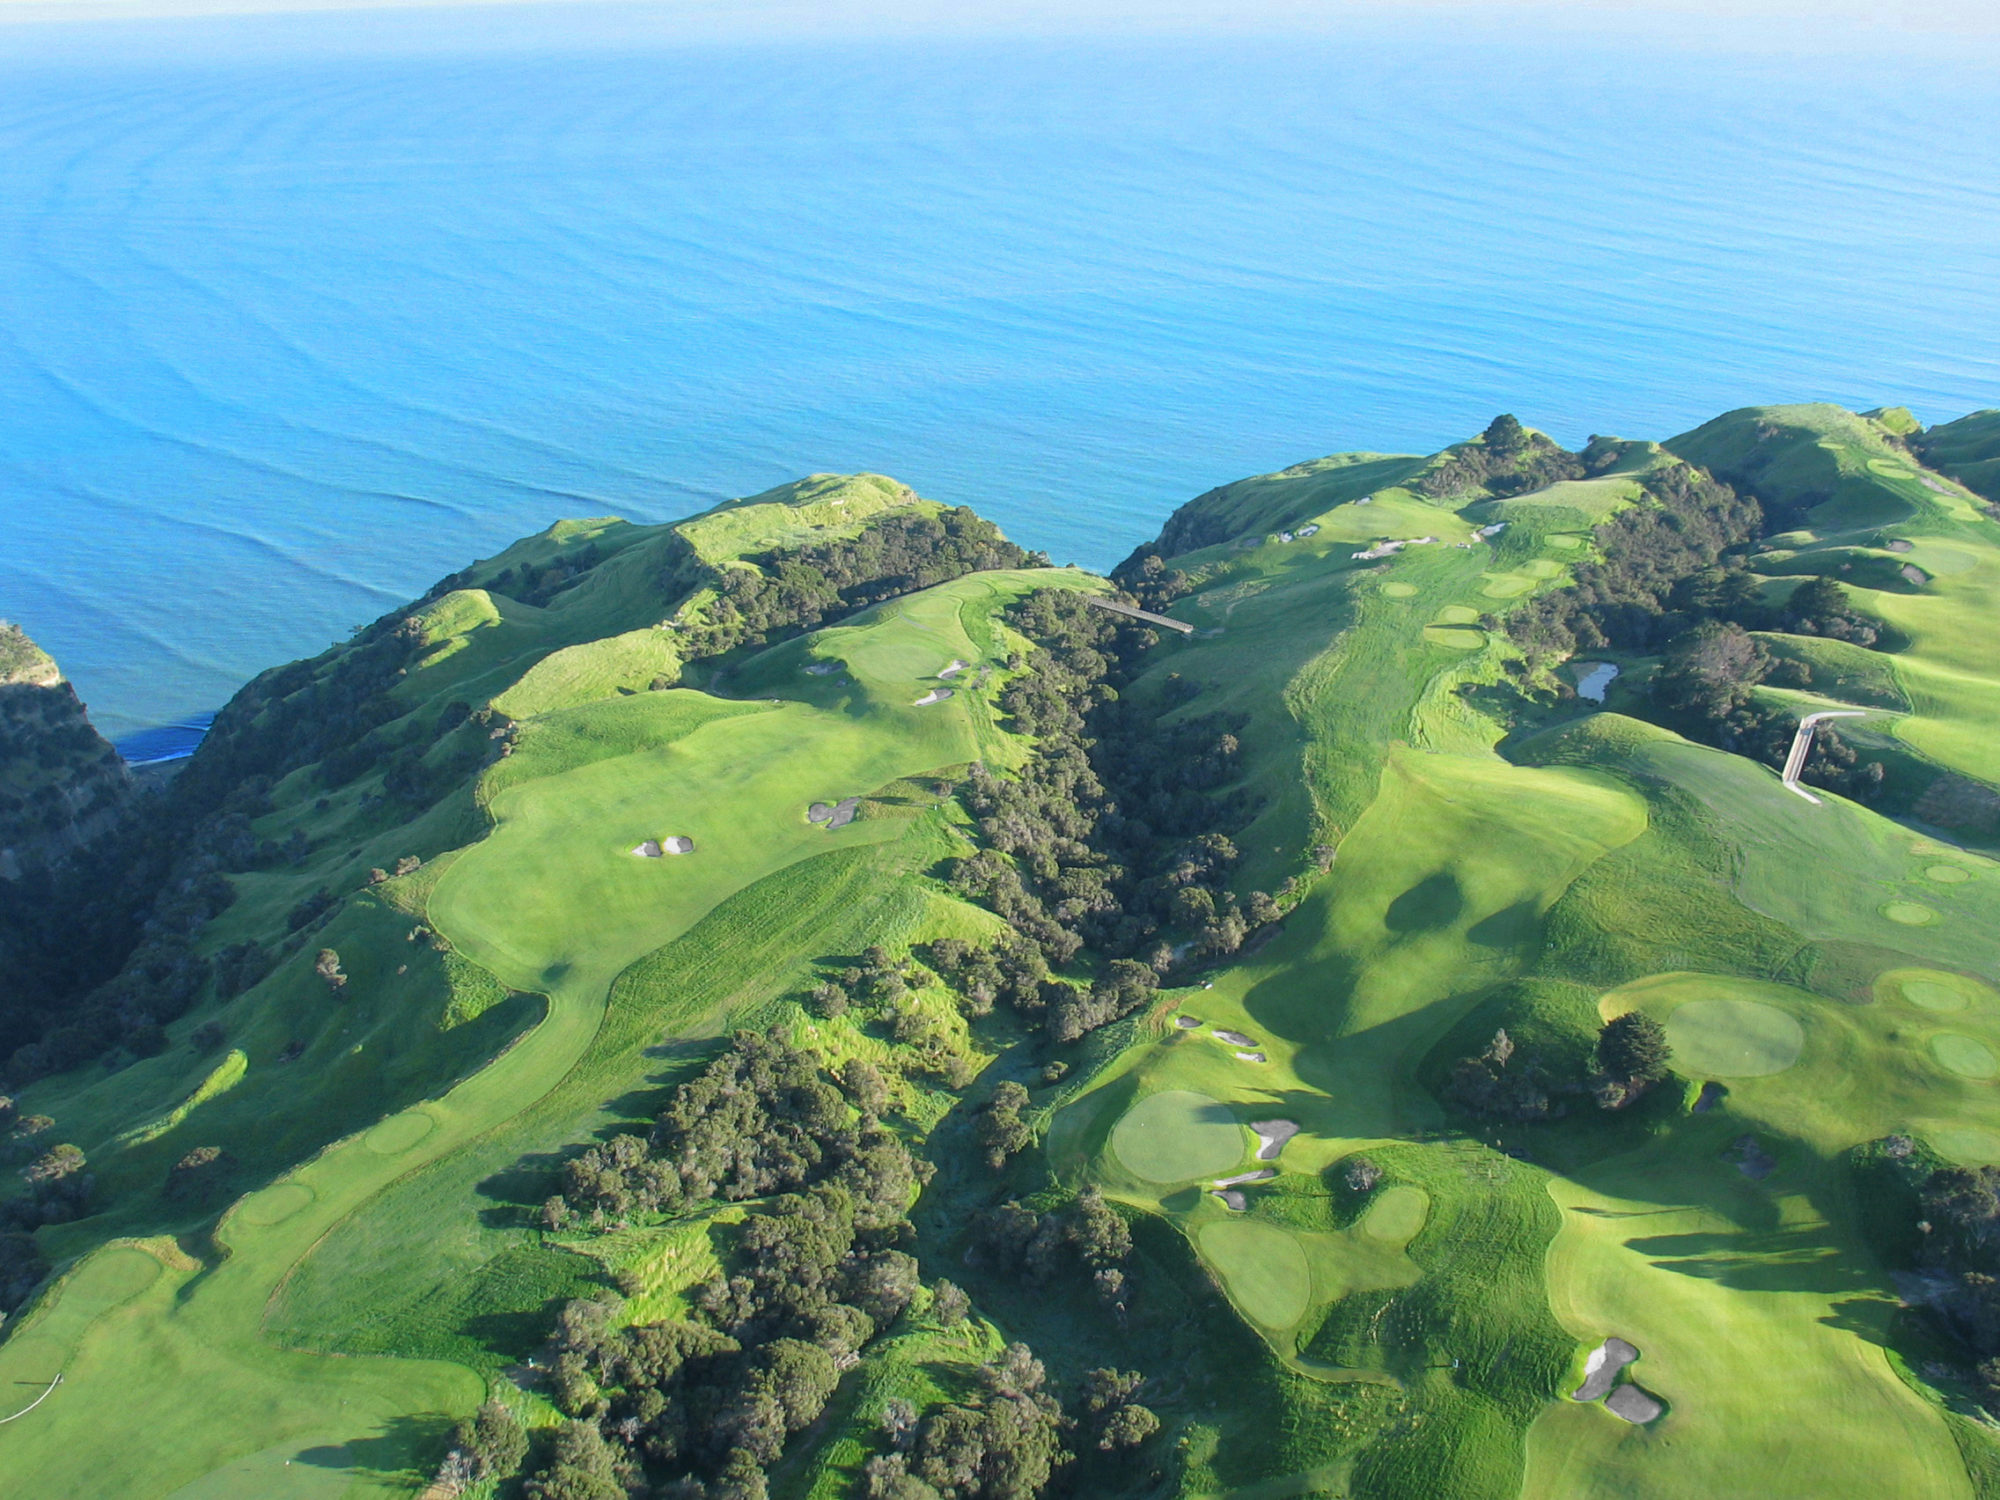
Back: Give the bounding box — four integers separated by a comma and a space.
314, 948, 348, 995
977, 1082, 1033, 1170
1599, 1012, 1672, 1085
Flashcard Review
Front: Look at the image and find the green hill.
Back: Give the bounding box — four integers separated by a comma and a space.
9, 417, 2000, 1500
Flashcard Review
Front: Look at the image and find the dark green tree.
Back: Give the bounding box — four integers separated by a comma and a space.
1598, 1012, 1672, 1085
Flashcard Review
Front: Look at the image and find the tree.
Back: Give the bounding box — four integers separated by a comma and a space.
930, 1279, 970, 1327
976, 1083, 1032, 1170
840, 1058, 889, 1116
1096, 1403, 1160, 1451
449, 1398, 528, 1483
1599, 1012, 1672, 1085
314, 948, 348, 995
1484, 413, 1529, 455
22, 1142, 85, 1184
524, 1420, 628, 1500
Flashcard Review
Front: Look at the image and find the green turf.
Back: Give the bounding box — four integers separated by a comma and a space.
1603, 978, 1808, 1077
1199, 1220, 1312, 1328
1932, 1035, 2000, 1081
1110, 1090, 1248, 1183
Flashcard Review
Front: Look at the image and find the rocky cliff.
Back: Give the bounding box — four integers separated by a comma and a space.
0, 624, 131, 878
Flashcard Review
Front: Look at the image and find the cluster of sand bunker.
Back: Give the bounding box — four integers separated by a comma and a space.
631, 836, 695, 857
1572, 1337, 1664, 1423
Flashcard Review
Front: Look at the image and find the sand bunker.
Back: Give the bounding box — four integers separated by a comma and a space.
632, 840, 663, 858
1214, 1168, 1277, 1187
1174, 1015, 1201, 1029
1211, 1189, 1247, 1211
1572, 1337, 1639, 1402
1886, 539, 1915, 553
1213, 1029, 1257, 1046
661, 836, 694, 855
913, 688, 954, 706
1250, 1120, 1299, 1161
803, 662, 840, 676
1235, 1050, 1268, 1062
938, 659, 968, 678
809, 796, 861, 829
1693, 1081, 1727, 1113
1605, 1385, 1664, 1424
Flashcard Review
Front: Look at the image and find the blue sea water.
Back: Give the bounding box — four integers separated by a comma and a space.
0, 8, 1996, 746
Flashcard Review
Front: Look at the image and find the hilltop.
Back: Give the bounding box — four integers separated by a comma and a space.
7, 408, 2000, 1500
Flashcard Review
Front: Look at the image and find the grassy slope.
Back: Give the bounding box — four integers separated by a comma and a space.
16, 420, 2000, 1500
1667, 404, 2000, 802
0, 479, 1068, 1495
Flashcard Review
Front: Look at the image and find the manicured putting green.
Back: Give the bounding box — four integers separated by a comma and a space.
1547, 533, 1585, 549
1361, 1185, 1430, 1245
1931, 1034, 1999, 1080
1663, 998, 1804, 1077
1930, 1126, 2000, 1164
1883, 901, 1939, 926
1381, 581, 1418, 598
1925, 864, 1973, 884
1521, 559, 1564, 580
1480, 574, 1535, 599
1879, 967, 1993, 1014
364, 1111, 435, 1154
1433, 605, 1480, 625
1197, 1219, 1311, 1328
236, 1182, 314, 1226
1422, 626, 1485, 650
1110, 1089, 1245, 1182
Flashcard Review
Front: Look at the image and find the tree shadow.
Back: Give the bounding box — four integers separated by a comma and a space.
295, 1413, 451, 1481
1385, 871, 1464, 934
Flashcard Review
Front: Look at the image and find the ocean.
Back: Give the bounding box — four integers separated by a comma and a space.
0, 6, 1996, 748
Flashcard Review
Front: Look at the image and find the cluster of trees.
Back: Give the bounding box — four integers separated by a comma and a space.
968, 1188, 1135, 1320
676, 509, 1037, 661
807, 947, 974, 1089
1506, 463, 1767, 662
510, 1030, 933, 1497
1415, 415, 1590, 502
545, 1029, 917, 1231
942, 590, 1276, 1043
1441, 1013, 1673, 1123
862, 1342, 1157, 1500
1866, 1145, 2000, 1412
1648, 623, 1886, 800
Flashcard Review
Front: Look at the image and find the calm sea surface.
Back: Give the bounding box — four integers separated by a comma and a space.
1, 12, 1996, 745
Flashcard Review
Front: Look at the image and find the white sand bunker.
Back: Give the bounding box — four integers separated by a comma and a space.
1174, 1016, 1201, 1029
807, 797, 861, 829
1210, 1189, 1247, 1211
1235, 1050, 1268, 1063
653, 836, 693, 855
938, 659, 968, 678
913, 688, 955, 706
1572, 1338, 1639, 1401
1214, 1169, 1277, 1188
1605, 1385, 1664, 1424
1213, 1029, 1257, 1046
1250, 1121, 1299, 1161
803, 662, 840, 676
632, 840, 663, 858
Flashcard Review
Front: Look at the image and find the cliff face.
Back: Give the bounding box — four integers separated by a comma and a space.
0, 624, 131, 879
